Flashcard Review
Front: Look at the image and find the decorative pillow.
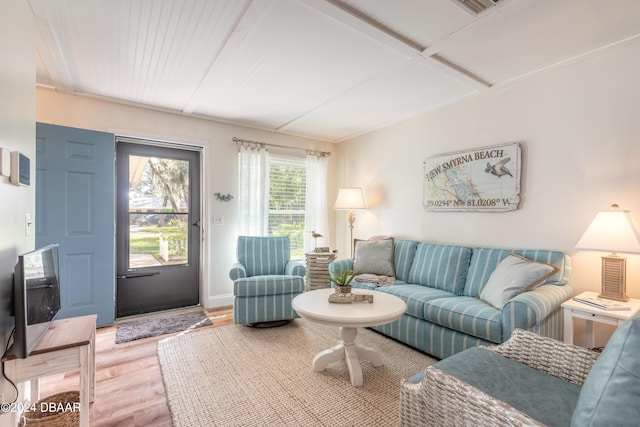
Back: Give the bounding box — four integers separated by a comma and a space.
353, 238, 395, 277
571, 312, 640, 426
479, 253, 559, 309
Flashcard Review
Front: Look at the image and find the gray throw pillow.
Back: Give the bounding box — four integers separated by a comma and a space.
479, 254, 558, 309
353, 238, 395, 276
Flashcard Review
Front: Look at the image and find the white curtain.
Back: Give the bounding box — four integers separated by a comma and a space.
238, 144, 269, 236
304, 154, 329, 253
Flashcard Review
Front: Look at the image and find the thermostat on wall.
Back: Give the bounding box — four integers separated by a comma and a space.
10, 151, 30, 186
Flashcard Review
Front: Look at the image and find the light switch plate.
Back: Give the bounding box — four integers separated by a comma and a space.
25, 213, 31, 236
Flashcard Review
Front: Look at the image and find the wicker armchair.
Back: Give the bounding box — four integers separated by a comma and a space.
399, 329, 600, 427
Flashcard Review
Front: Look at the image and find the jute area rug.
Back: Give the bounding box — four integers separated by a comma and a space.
115, 309, 212, 344
158, 319, 435, 427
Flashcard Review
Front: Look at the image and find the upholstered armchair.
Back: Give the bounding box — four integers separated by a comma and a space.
230, 236, 306, 325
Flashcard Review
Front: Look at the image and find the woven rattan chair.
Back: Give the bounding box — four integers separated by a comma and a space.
399, 329, 600, 426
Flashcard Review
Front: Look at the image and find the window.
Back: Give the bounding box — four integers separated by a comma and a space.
238, 142, 327, 256
268, 155, 306, 257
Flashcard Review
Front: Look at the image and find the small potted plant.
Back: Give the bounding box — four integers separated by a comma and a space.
330, 268, 357, 294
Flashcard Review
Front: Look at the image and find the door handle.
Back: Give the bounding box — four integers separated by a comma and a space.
117, 272, 160, 279
192, 220, 200, 227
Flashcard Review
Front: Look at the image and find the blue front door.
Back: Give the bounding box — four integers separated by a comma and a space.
36, 123, 116, 327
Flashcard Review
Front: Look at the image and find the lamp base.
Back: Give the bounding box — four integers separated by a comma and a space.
598, 255, 629, 302
598, 292, 629, 302
347, 210, 355, 258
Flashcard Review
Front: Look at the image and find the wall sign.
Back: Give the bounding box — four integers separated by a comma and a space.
423, 142, 521, 212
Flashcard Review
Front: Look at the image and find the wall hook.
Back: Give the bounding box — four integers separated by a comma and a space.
214, 193, 233, 202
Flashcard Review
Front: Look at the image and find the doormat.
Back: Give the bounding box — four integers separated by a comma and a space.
116, 310, 213, 344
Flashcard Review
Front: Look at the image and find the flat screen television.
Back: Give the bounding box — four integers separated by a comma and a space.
13, 244, 62, 358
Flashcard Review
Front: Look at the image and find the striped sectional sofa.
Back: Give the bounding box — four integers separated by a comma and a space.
328, 239, 573, 359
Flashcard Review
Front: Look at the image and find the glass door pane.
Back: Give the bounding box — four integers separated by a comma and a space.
128, 155, 190, 268
116, 141, 201, 317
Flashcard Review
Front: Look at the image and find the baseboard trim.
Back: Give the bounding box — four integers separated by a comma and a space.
205, 293, 233, 309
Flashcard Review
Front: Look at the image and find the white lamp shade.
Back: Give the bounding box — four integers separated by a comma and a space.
334, 187, 367, 210
576, 209, 640, 254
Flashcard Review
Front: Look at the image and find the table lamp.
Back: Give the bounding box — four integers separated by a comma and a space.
334, 187, 367, 257
575, 204, 640, 301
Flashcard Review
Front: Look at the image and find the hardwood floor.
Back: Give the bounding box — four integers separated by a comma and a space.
39, 306, 233, 426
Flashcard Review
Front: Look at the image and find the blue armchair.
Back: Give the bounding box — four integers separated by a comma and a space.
229, 236, 306, 325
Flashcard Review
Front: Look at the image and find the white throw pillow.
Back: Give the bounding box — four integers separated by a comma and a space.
480, 254, 559, 309
353, 238, 395, 277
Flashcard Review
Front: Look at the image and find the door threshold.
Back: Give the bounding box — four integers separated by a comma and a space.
116, 305, 203, 323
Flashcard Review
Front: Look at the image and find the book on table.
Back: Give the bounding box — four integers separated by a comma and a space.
573, 296, 631, 311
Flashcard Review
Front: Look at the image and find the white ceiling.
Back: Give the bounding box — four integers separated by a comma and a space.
31, 0, 640, 142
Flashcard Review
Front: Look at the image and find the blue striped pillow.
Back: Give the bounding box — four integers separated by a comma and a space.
407, 243, 472, 295
394, 240, 419, 282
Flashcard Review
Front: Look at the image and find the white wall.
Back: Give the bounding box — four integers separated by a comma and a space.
36, 90, 336, 308
0, 0, 35, 328
336, 39, 640, 300
0, 0, 35, 414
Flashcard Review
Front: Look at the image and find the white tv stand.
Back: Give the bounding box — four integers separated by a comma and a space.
1, 315, 96, 427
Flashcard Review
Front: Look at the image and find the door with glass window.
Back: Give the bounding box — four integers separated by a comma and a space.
115, 141, 200, 317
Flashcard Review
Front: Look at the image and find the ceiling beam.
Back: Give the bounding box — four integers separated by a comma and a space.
323, 0, 425, 52
421, 0, 534, 57
299, 0, 490, 90
181, 0, 267, 115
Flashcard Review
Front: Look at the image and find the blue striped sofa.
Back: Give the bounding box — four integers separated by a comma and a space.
230, 236, 306, 325
329, 239, 573, 359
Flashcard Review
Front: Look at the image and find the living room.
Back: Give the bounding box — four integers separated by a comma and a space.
33, 1, 640, 315
2, 0, 640, 426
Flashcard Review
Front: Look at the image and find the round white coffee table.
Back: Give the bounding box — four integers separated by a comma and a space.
292, 288, 406, 387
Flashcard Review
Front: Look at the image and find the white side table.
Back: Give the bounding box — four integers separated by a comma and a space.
1, 315, 96, 427
562, 291, 640, 347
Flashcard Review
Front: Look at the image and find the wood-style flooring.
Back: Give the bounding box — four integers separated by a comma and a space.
39, 306, 233, 426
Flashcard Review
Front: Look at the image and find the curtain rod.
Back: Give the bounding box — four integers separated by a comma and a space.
233, 137, 330, 157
